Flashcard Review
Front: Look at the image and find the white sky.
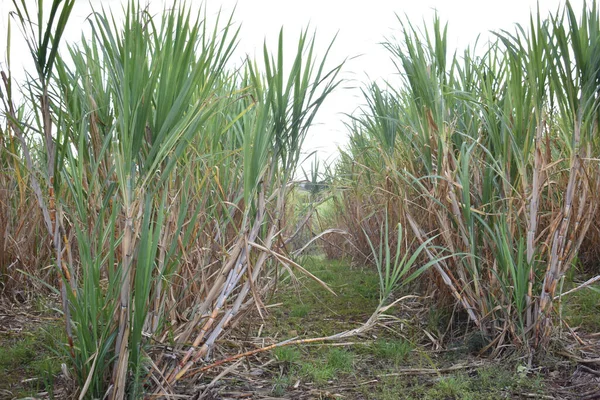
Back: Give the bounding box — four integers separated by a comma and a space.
0, 0, 585, 172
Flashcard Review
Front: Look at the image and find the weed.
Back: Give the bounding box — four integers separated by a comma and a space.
0, 323, 64, 396
427, 307, 451, 336
562, 284, 600, 332
271, 373, 295, 396
315, 269, 336, 283
428, 375, 473, 399
355, 274, 381, 300
290, 303, 311, 318
372, 338, 413, 364
326, 348, 354, 372
263, 258, 559, 398
296, 347, 354, 386
273, 346, 301, 364
299, 362, 336, 383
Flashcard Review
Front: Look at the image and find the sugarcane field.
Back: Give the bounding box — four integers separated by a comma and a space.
1, 0, 600, 399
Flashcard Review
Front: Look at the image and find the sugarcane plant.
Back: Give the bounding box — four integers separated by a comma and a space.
335, 1, 600, 353
3, 0, 341, 398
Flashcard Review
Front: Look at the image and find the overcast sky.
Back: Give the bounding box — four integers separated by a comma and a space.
0, 0, 586, 171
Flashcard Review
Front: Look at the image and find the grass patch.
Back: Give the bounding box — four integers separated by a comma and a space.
273, 346, 301, 364
562, 284, 600, 332
325, 348, 354, 372
0, 322, 65, 397
371, 338, 413, 364
296, 347, 355, 385
290, 303, 311, 318
359, 364, 546, 400
427, 375, 473, 400
271, 373, 295, 396
261, 256, 557, 398
270, 255, 380, 338
299, 362, 336, 383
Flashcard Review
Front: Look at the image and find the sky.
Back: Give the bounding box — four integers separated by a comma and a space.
0, 0, 587, 172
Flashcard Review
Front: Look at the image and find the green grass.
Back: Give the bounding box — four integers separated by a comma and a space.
290, 303, 311, 318
426, 307, 452, 335
272, 346, 355, 387
296, 348, 354, 383
359, 365, 546, 400
267, 258, 370, 391
262, 256, 558, 398
271, 373, 295, 396
371, 338, 414, 364
299, 362, 336, 383
426, 375, 473, 400
271, 256, 380, 338
325, 348, 354, 372
562, 284, 600, 332
273, 346, 301, 364
0, 322, 65, 397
